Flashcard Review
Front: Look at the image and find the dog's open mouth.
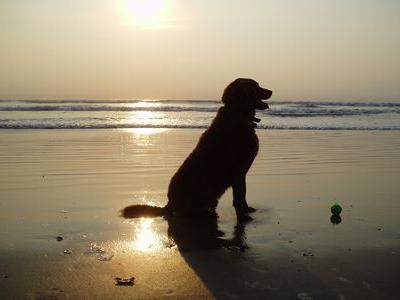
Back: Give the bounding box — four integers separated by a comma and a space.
255, 88, 272, 111
255, 101, 269, 111
256, 88, 272, 110
253, 89, 272, 126
253, 102, 268, 126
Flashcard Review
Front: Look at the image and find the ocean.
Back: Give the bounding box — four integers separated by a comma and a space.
0, 99, 399, 130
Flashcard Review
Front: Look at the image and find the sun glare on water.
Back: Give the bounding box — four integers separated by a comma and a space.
131, 219, 162, 251
124, 0, 167, 28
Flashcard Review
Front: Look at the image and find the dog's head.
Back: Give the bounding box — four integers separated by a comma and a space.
222, 79, 272, 116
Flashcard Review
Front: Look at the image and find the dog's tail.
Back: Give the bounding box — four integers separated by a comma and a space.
121, 204, 167, 219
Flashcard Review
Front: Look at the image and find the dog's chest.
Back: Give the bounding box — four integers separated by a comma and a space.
227, 129, 259, 167
240, 132, 258, 156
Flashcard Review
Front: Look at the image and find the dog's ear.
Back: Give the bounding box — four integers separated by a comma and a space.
222, 79, 256, 112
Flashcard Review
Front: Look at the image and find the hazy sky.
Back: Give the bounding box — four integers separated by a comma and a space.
1, 0, 399, 100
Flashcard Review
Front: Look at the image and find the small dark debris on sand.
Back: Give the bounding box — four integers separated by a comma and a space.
115, 277, 135, 286
33, 287, 63, 299
303, 251, 314, 257
98, 253, 114, 261
63, 250, 72, 254
56, 236, 63, 242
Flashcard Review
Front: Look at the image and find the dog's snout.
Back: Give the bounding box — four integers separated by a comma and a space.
260, 88, 272, 100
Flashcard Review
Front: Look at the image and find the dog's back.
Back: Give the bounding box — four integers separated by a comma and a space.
166, 106, 259, 216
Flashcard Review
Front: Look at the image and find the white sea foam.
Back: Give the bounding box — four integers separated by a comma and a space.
0, 99, 399, 130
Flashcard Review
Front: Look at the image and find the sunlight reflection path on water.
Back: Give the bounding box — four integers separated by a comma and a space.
131, 218, 162, 251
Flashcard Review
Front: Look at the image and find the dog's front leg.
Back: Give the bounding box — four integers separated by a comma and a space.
232, 175, 253, 222
241, 176, 256, 213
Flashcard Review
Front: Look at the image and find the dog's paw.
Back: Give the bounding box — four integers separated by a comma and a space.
246, 206, 256, 213
238, 214, 254, 223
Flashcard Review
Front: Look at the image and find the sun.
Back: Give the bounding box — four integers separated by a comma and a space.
124, 0, 167, 28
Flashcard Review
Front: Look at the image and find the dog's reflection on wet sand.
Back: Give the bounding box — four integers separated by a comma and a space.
121, 207, 247, 252
165, 214, 248, 252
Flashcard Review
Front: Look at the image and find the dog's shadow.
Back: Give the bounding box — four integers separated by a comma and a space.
121, 207, 338, 299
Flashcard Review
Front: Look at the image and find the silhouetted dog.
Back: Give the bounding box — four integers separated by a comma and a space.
122, 78, 272, 222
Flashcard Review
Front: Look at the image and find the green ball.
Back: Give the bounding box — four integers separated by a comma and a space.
331, 203, 342, 216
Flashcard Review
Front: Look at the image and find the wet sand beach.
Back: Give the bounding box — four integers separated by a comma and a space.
1, 129, 400, 299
